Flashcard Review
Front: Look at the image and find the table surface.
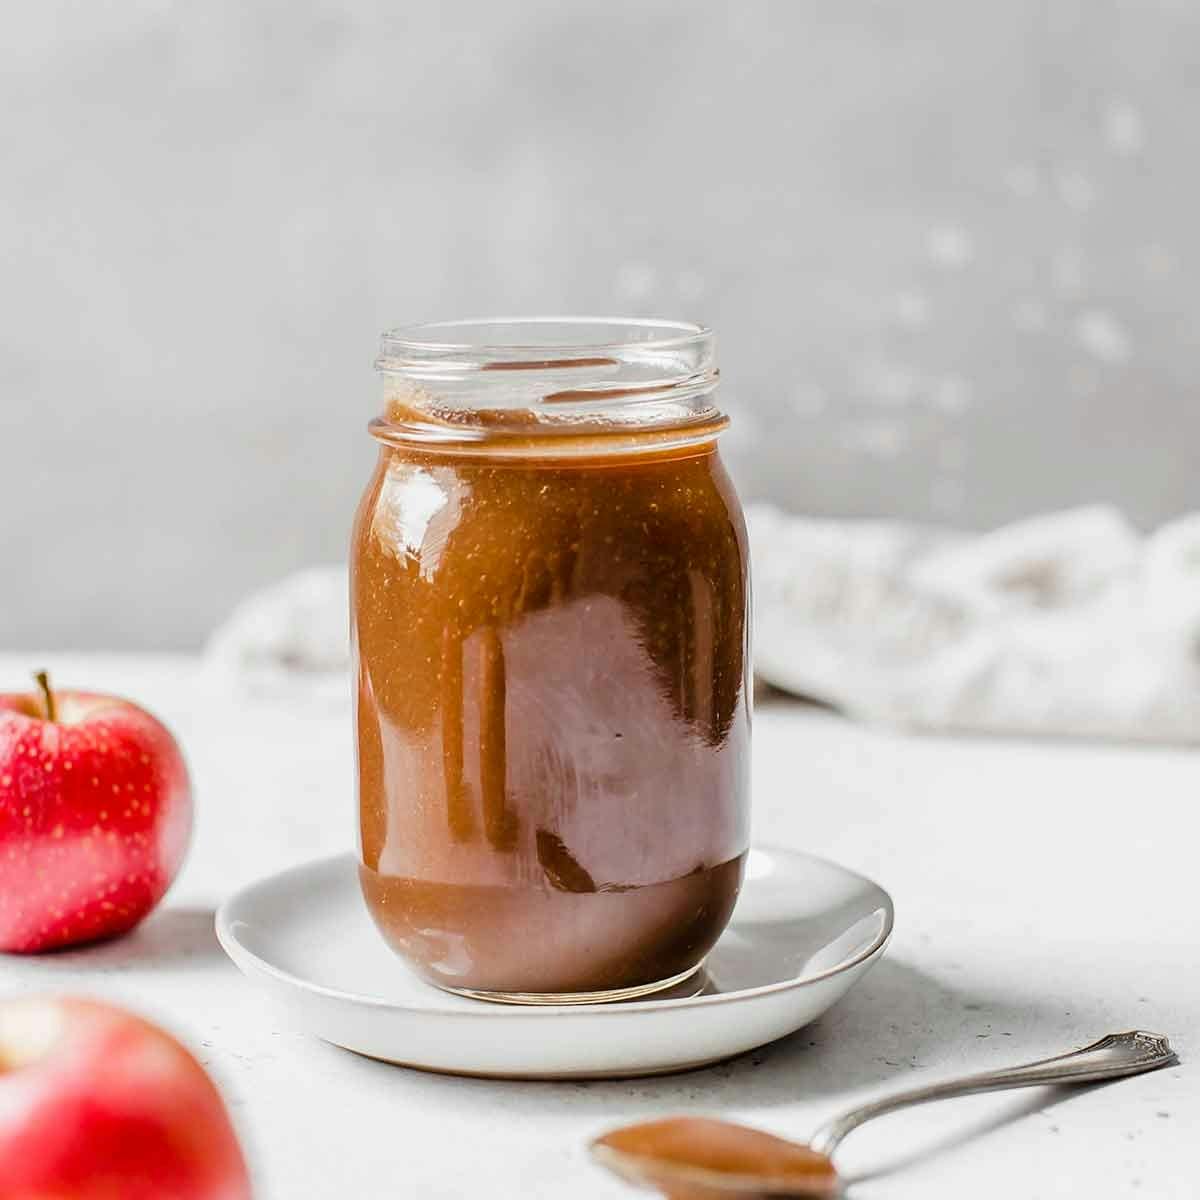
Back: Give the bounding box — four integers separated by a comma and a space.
5, 654, 1195, 1199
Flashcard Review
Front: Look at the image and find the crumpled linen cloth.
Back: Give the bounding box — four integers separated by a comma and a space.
750, 504, 1200, 742
203, 566, 351, 705
205, 505, 1200, 742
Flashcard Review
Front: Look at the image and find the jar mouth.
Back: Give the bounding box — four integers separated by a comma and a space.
373, 317, 723, 454
377, 317, 713, 366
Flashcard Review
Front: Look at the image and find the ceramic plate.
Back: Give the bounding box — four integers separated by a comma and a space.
215, 847, 893, 1079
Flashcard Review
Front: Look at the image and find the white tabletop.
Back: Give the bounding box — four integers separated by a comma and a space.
5, 655, 1194, 1199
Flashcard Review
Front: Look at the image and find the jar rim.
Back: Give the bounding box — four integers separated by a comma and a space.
377, 316, 712, 366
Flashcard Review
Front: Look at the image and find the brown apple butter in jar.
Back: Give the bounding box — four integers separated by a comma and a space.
353, 319, 750, 1003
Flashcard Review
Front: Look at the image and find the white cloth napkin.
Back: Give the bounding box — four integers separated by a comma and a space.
203, 566, 350, 705
204, 505, 1200, 742
750, 503, 1200, 742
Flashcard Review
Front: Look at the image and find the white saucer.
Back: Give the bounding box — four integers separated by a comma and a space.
215, 847, 893, 1079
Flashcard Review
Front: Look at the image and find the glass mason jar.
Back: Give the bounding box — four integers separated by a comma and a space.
352, 318, 751, 1004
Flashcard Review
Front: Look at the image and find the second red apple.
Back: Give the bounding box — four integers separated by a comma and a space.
0, 673, 192, 952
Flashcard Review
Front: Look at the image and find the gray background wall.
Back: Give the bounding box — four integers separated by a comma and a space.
3, 0, 1196, 649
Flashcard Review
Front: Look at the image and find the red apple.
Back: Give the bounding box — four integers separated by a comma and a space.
0, 995, 251, 1199
0, 673, 192, 952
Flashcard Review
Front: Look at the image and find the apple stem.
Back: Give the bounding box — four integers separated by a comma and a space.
34, 671, 57, 723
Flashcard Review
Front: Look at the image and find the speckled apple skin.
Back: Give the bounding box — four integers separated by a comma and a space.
0, 996, 251, 1199
0, 691, 192, 952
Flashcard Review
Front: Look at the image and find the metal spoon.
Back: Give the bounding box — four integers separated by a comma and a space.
590, 1030, 1177, 1198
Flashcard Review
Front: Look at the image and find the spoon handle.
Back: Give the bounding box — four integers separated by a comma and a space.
809, 1030, 1177, 1157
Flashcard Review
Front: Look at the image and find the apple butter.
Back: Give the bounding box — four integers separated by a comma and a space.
352, 319, 750, 1002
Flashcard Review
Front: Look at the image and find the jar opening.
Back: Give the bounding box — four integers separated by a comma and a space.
373, 317, 724, 455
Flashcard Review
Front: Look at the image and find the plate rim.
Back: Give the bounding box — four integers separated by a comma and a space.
215, 844, 895, 1018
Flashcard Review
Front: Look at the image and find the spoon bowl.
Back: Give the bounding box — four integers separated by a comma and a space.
591, 1117, 839, 1199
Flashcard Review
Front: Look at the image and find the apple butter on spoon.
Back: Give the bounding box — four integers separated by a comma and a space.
591, 1031, 1177, 1198
593, 1117, 837, 1199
